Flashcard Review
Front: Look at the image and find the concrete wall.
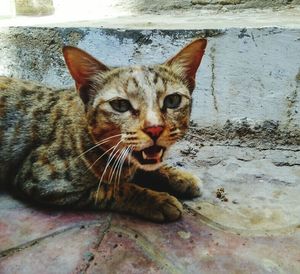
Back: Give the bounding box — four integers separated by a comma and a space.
0, 27, 299, 145
128, 0, 300, 12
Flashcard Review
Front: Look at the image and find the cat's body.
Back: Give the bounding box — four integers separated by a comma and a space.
0, 39, 207, 222
0, 77, 101, 204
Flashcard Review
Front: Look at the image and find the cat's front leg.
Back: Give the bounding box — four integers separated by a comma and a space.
133, 165, 202, 199
90, 182, 183, 222
15, 160, 182, 222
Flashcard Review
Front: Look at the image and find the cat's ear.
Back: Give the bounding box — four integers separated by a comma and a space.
63, 46, 109, 101
165, 38, 207, 92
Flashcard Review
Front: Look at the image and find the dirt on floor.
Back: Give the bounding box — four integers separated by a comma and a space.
0, 138, 299, 273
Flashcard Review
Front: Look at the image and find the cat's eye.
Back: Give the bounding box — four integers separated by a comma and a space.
163, 94, 182, 109
109, 99, 132, 113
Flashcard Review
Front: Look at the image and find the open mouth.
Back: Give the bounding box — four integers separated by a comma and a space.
132, 145, 165, 165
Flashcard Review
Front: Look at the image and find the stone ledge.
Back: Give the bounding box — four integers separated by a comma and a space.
0, 26, 299, 145
0, 7, 300, 28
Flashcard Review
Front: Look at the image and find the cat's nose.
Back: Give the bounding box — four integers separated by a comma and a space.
143, 126, 164, 141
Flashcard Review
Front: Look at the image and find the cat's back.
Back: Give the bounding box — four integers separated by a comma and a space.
0, 76, 78, 184
0, 76, 57, 109
0, 76, 60, 141
0, 76, 57, 115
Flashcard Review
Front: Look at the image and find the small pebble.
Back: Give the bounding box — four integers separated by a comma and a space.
177, 231, 191, 239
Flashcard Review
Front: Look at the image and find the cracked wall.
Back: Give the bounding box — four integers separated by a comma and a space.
92, 0, 300, 13
0, 27, 299, 145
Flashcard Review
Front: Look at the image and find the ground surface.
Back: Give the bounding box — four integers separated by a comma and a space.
1, 0, 300, 28
1, 8, 300, 29
1, 140, 299, 274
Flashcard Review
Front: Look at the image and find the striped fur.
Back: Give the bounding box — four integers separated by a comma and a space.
0, 39, 207, 222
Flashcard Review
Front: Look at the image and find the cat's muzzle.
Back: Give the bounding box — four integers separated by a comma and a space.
132, 145, 165, 165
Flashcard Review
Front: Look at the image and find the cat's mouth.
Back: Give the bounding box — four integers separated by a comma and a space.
132, 145, 165, 165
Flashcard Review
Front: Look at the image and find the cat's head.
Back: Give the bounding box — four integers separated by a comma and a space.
63, 39, 207, 171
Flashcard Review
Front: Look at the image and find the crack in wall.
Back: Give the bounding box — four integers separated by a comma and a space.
273, 162, 300, 167
250, 31, 258, 47
286, 69, 300, 126
209, 46, 219, 112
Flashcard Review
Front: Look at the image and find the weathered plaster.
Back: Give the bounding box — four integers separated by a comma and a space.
0, 27, 299, 145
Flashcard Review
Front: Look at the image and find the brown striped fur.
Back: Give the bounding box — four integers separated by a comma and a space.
0, 39, 207, 222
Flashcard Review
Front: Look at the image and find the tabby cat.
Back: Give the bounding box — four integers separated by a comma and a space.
0, 38, 207, 222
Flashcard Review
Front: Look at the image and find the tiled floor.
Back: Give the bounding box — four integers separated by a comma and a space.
1, 142, 299, 274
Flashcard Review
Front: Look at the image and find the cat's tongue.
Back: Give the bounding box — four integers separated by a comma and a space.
142, 145, 163, 160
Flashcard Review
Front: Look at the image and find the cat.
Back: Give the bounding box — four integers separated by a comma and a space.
0, 38, 207, 222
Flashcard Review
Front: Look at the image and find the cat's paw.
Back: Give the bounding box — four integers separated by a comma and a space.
177, 171, 203, 198
159, 166, 203, 198
147, 193, 183, 222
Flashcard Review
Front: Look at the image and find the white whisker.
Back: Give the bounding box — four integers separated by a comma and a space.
95, 141, 122, 204
108, 147, 125, 185
86, 141, 121, 173
76, 133, 122, 160
116, 146, 131, 189
128, 147, 134, 177
112, 147, 128, 195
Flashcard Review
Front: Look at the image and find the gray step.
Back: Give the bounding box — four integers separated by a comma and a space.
0, 25, 299, 145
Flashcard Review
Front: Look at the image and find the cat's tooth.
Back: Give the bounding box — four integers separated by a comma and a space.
142, 151, 147, 160
158, 149, 163, 159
